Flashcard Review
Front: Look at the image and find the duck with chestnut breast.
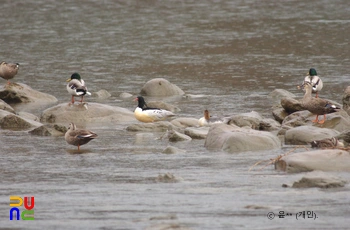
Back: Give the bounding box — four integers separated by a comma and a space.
303, 68, 323, 98
198, 109, 230, 126
65, 123, 97, 151
0, 61, 19, 85
134, 96, 175, 123
301, 81, 340, 124
66, 73, 91, 104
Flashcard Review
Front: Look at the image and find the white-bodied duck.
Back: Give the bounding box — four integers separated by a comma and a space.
198, 109, 230, 126
134, 96, 175, 122
303, 68, 323, 98
301, 81, 340, 124
65, 123, 97, 151
0, 61, 19, 85
66, 73, 91, 104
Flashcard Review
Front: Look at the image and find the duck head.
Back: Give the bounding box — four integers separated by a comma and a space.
308, 68, 317, 76
67, 73, 82, 82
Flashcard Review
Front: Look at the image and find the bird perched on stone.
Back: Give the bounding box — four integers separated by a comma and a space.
303, 68, 323, 98
310, 137, 344, 148
134, 96, 175, 122
66, 73, 91, 104
0, 61, 19, 85
65, 123, 97, 151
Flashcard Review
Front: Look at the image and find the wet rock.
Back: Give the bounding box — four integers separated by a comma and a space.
0, 110, 42, 130
155, 173, 183, 183
228, 111, 281, 131
280, 97, 304, 113
29, 124, 67, 136
275, 149, 350, 173
0, 99, 15, 113
91, 89, 111, 99
184, 127, 209, 139
171, 117, 200, 128
272, 107, 289, 123
292, 171, 347, 188
140, 78, 185, 96
40, 102, 136, 124
0, 82, 57, 108
119, 92, 133, 98
127, 121, 175, 132
162, 146, 186, 154
204, 123, 281, 153
168, 129, 192, 142
285, 126, 340, 145
147, 101, 181, 113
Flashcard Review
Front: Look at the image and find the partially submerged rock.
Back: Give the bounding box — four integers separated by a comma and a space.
292, 171, 347, 188
126, 121, 175, 132
40, 102, 136, 124
285, 126, 340, 145
168, 129, 192, 142
162, 146, 186, 154
171, 117, 199, 128
0, 110, 42, 130
228, 111, 281, 131
275, 149, 350, 173
0, 99, 15, 114
29, 124, 67, 136
184, 127, 209, 139
140, 78, 185, 96
91, 89, 111, 99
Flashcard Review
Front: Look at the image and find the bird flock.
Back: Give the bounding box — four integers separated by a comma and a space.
0, 63, 341, 151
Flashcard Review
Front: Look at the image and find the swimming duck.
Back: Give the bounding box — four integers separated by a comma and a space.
66, 73, 91, 104
198, 110, 229, 126
310, 137, 344, 148
303, 68, 323, 98
301, 81, 340, 124
65, 123, 97, 151
134, 96, 175, 122
0, 61, 19, 85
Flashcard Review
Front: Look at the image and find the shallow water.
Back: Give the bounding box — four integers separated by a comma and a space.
1, 0, 350, 229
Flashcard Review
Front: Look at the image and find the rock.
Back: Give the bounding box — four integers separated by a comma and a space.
29, 124, 67, 136
280, 97, 304, 113
228, 111, 281, 131
204, 123, 281, 153
140, 78, 185, 96
119, 92, 133, 98
275, 149, 350, 173
91, 89, 111, 99
336, 130, 350, 145
0, 83, 57, 110
147, 101, 181, 113
0, 110, 42, 130
17, 112, 40, 122
292, 171, 347, 188
168, 130, 192, 142
155, 173, 183, 183
171, 117, 200, 128
269, 89, 296, 101
40, 102, 136, 125
272, 107, 289, 123
342, 86, 350, 116
162, 146, 186, 154
127, 121, 175, 132
285, 126, 340, 145
184, 127, 209, 139
0, 99, 15, 113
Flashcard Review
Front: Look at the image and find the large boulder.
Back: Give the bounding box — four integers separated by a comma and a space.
285, 126, 340, 145
40, 102, 136, 125
275, 149, 350, 173
204, 123, 281, 153
140, 78, 185, 96
0, 109, 42, 130
280, 97, 304, 114
0, 83, 57, 110
228, 111, 281, 131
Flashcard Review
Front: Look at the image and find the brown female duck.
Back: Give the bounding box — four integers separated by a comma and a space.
65, 123, 97, 151
301, 82, 340, 124
0, 61, 19, 85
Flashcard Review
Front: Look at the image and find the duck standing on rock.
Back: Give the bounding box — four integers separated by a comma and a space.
301, 81, 340, 124
134, 96, 175, 122
303, 68, 323, 98
198, 109, 229, 126
0, 61, 19, 85
65, 123, 97, 151
66, 73, 91, 104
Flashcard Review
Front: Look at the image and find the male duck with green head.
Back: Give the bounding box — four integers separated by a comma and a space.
303, 68, 323, 98
66, 73, 91, 104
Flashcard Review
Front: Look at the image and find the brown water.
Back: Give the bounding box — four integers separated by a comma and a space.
1, 0, 350, 229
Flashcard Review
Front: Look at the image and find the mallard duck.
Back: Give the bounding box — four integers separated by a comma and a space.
310, 137, 344, 148
134, 96, 175, 122
301, 82, 340, 124
66, 73, 91, 104
0, 61, 19, 85
198, 110, 229, 126
303, 68, 323, 98
65, 123, 97, 151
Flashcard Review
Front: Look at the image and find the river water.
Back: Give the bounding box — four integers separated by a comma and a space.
1, 0, 350, 229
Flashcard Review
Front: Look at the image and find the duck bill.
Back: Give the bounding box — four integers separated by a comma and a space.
66, 78, 71, 82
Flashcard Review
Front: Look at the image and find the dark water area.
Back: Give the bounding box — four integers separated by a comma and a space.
1, 0, 350, 229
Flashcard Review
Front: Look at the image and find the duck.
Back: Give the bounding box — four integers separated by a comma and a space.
198, 109, 230, 126
303, 68, 323, 98
0, 61, 19, 85
134, 96, 175, 122
65, 123, 97, 151
301, 81, 340, 124
66, 73, 91, 104
310, 137, 344, 148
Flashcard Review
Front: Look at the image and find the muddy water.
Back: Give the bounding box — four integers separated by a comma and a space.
1, 0, 350, 229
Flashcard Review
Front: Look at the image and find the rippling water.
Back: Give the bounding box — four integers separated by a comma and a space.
1, 0, 350, 229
